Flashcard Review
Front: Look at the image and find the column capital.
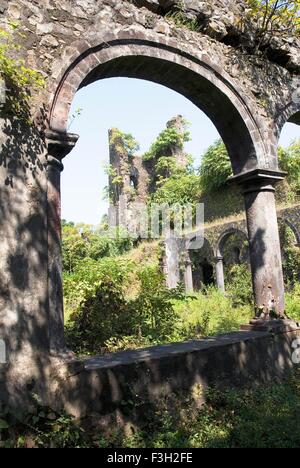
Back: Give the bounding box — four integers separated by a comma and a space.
229, 168, 287, 195
45, 130, 79, 161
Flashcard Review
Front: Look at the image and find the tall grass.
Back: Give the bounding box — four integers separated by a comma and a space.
173, 286, 253, 339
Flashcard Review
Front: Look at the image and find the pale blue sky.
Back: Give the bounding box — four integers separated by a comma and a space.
61, 78, 299, 225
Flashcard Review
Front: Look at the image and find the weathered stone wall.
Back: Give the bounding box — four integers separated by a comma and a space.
108, 115, 189, 207
49, 328, 300, 420
1, 0, 298, 137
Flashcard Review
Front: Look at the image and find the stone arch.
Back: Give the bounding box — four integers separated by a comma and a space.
275, 103, 300, 141
48, 33, 270, 175
186, 237, 215, 290
213, 227, 249, 292
278, 217, 300, 247
215, 227, 249, 258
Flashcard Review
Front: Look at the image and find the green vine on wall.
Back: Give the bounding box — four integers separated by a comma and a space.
0, 22, 44, 120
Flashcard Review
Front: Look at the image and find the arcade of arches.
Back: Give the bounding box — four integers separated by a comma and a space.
164, 205, 300, 295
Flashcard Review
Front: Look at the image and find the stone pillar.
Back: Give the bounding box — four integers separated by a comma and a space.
184, 252, 193, 293
46, 131, 79, 355
215, 256, 225, 293
164, 235, 181, 289
231, 169, 286, 319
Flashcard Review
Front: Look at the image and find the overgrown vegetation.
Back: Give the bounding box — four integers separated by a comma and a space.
279, 139, 300, 193
63, 233, 300, 356
0, 22, 44, 118
245, 0, 300, 50
110, 129, 140, 157
62, 127, 300, 356
143, 121, 191, 161
165, 2, 201, 32
199, 140, 233, 192
61, 221, 133, 274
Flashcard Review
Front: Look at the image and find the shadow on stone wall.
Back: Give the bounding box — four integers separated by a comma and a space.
47, 329, 299, 428
0, 108, 51, 409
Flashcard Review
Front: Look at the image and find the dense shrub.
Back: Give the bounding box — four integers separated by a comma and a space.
152, 172, 201, 207
285, 283, 300, 321
62, 223, 133, 273
278, 139, 300, 192
65, 259, 182, 355
143, 125, 190, 161
173, 286, 252, 338
199, 140, 232, 192
225, 264, 253, 306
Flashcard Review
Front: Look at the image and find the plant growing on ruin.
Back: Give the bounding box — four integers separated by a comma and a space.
199, 140, 233, 192
110, 129, 140, 157
104, 164, 124, 185
103, 164, 124, 201
245, 0, 300, 50
143, 125, 191, 161
0, 22, 44, 118
166, 1, 200, 32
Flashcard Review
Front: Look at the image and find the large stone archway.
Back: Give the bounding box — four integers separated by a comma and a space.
48, 34, 268, 173
0, 0, 299, 407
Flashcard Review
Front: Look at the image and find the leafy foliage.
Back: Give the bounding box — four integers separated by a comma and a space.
62, 223, 133, 274
173, 285, 252, 338
65, 261, 181, 355
199, 140, 233, 192
0, 404, 86, 448
152, 172, 201, 206
0, 23, 44, 118
110, 129, 140, 157
285, 282, 300, 320
143, 125, 190, 161
245, 0, 300, 50
278, 139, 300, 192
225, 264, 253, 306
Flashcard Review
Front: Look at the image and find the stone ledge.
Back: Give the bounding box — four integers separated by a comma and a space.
83, 331, 268, 370
49, 328, 300, 419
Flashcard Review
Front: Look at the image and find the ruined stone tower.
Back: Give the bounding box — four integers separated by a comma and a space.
108, 115, 189, 209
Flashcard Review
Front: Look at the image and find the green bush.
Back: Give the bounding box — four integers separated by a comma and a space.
286, 283, 300, 321
173, 286, 252, 338
152, 172, 201, 207
225, 264, 253, 306
132, 266, 182, 342
143, 126, 190, 161
62, 223, 133, 274
279, 139, 300, 192
199, 140, 232, 192
65, 260, 182, 355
